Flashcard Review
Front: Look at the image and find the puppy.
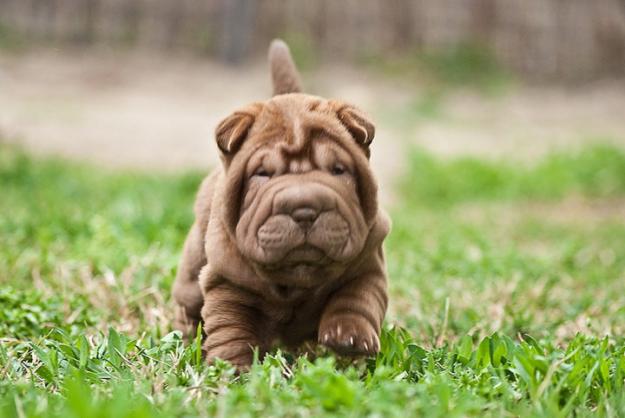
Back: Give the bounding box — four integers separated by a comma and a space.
172, 39, 390, 368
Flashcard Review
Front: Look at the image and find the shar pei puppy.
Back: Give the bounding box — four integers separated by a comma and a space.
172, 39, 390, 368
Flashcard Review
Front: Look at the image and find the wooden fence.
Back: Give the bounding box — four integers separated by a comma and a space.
1, 0, 624, 80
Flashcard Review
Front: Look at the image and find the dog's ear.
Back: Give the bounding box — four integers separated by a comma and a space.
215, 103, 263, 156
332, 102, 375, 157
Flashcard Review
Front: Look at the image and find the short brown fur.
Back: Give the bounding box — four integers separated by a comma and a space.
172, 40, 390, 368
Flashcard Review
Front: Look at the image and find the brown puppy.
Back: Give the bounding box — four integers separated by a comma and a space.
172, 40, 390, 368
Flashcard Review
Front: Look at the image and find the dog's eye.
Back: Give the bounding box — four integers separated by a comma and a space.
254, 168, 271, 178
331, 164, 346, 176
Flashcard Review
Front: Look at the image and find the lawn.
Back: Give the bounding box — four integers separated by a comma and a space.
1, 143, 625, 417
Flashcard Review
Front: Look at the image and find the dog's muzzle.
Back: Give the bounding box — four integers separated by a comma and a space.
255, 182, 350, 264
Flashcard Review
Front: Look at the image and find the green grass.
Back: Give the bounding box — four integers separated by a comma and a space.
402, 144, 625, 206
1, 144, 625, 417
0, 22, 28, 52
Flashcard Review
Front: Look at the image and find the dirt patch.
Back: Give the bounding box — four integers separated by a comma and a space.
415, 82, 625, 159
1, 49, 625, 205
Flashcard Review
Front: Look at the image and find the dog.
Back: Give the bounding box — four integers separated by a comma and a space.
172, 39, 390, 368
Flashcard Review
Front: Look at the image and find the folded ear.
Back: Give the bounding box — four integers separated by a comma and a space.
333, 103, 375, 156
215, 103, 263, 156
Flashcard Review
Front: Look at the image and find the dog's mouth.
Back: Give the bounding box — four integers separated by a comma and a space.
262, 245, 331, 269
262, 245, 333, 299
283, 245, 326, 265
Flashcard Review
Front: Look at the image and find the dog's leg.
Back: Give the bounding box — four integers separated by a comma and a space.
201, 283, 266, 369
172, 222, 206, 339
318, 267, 388, 356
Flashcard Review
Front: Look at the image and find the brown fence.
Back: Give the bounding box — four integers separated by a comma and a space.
1, 0, 624, 80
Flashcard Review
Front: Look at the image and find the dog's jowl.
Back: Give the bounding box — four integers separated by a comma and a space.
172, 39, 390, 369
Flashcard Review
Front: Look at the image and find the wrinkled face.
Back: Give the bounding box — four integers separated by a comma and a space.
216, 95, 377, 290
235, 136, 369, 287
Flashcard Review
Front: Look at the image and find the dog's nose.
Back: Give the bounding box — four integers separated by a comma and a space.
291, 207, 319, 227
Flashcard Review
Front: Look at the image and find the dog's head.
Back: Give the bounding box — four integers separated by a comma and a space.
214, 41, 379, 290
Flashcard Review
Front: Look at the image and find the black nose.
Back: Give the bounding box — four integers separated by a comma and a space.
291, 207, 319, 227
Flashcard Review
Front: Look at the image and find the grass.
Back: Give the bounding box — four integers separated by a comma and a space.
1, 143, 625, 417
0, 22, 28, 52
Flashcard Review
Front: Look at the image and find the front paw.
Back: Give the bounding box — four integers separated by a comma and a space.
203, 338, 257, 370
318, 315, 380, 356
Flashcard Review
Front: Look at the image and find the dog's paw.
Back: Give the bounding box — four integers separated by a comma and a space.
318, 315, 380, 356
203, 338, 258, 371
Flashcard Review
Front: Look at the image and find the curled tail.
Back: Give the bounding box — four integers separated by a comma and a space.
268, 39, 303, 96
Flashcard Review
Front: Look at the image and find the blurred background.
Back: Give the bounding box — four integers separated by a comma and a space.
2, 0, 625, 392
1, 0, 624, 202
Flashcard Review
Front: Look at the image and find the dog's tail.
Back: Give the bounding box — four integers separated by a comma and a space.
268, 39, 303, 96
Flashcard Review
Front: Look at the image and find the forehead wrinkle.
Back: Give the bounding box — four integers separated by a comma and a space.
300, 114, 347, 143
292, 113, 307, 149
304, 118, 341, 143
277, 141, 307, 160
315, 138, 355, 167
276, 114, 309, 156
260, 102, 291, 143
265, 99, 351, 157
